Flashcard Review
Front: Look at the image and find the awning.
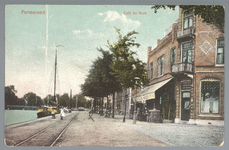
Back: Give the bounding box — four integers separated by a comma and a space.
133, 78, 173, 102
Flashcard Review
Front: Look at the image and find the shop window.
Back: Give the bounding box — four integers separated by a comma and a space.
182, 42, 192, 63
157, 55, 164, 76
201, 81, 220, 114
216, 39, 224, 65
183, 10, 193, 30
150, 62, 153, 80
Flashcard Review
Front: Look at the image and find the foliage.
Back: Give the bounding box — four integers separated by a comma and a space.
81, 62, 105, 98
161, 100, 176, 120
77, 95, 87, 107
107, 28, 149, 121
81, 47, 122, 111
107, 28, 149, 89
58, 93, 70, 107
5, 85, 18, 107
17, 98, 26, 105
72, 94, 90, 108
23, 92, 37, 106
151, 5, 224, 28
43, 94, 53, 105
36, 96, 43, 106
97, 48, 122, 95
85, 100, 92, 108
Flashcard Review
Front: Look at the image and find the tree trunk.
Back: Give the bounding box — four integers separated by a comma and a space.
168, 103, 171, 120
106, 95, 109, 110
112, 92, 115, 118
123, 89, 127, 122
93, 97, 96, 113
102, 97, 104, 111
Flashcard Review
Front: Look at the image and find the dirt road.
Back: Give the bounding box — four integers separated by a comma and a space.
54, 111, 169, 147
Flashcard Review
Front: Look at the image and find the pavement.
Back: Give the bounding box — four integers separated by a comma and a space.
4, 111, 224, 147
122, 118, 224, 147
55, 111, 224, 147
5, 112, 77, 146
54, 111, 169, 147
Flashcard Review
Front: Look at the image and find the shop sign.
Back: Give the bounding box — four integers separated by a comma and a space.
181, 81, 191, 90
135, 93, 155, 101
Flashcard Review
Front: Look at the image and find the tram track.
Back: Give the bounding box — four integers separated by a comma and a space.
13, 113, 78, 147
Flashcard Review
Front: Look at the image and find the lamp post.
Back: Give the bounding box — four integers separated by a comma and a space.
133, 77, 140, 124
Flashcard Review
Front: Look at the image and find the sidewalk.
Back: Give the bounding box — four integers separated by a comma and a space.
54, 111, 169, 147
114, 114, 224, 147
56, 112, 224, 147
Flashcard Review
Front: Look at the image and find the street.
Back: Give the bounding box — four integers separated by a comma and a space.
5, 111, 224, 147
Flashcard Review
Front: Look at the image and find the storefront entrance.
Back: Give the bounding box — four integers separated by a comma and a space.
181, 91, 190, 121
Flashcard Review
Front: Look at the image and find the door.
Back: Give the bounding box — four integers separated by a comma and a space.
181, 91, 190, 121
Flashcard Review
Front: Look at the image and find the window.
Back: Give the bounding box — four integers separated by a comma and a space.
216, 39, 224, 65
183, 10, 193, 29
182, 42, 192, 63
150, 62, 153, 80
171, 48, 176, 65
201, 81, 220, 114
158, 56, 164, 76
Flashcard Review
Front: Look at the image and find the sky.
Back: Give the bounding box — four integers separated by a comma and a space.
5, 5, 179, 99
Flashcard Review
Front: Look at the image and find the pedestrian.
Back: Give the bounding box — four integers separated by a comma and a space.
60, 107, 65, 120
137, 108, 140, 120
144, 105, 149, 122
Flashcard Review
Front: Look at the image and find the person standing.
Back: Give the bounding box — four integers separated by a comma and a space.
60, 108, 65, 120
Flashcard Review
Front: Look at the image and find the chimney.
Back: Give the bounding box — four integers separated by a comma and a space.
148, 46, 152, 52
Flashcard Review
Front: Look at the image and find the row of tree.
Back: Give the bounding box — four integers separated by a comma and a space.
5, 85, 90, 109
81, 28, 149, 122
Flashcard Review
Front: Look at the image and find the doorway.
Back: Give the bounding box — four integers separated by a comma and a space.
181, 91, 190, 121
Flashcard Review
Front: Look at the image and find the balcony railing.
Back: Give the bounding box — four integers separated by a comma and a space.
177, 28, 195, 39
171, 63, 193, 73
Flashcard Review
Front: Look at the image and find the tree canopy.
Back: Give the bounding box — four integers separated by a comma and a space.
151, 5, 224, 28
5, 85, 18, 107
81, 48, 122, 98
107, 28, 149, 90
23, 92, 43, 106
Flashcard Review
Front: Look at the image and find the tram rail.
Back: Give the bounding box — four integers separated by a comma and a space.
14, 113, 78, 147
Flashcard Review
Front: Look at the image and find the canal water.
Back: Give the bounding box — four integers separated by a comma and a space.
5, 110, 37, 126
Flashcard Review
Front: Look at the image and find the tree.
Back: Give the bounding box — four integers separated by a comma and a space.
5, 85, 18, 107
81, 48, 122, 114
107, 28, 149, 122
36, 96, 43, 106
17, 98, 26, 105
23, 92, 37, 106
58, 93, 70, 107
43, 94, 53, 105
151, 5, 224, 29
96, 48, 122, 117
85, 100, 92, 108
77, 95, 87, 107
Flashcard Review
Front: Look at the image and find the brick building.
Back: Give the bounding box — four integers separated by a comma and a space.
134, 8, 224, 126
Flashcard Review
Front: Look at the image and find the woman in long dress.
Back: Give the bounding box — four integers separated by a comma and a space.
60, 108, 65, 120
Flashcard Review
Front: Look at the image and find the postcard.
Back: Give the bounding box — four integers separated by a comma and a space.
5, 5, 225, 147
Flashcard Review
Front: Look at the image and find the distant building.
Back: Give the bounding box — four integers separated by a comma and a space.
134, 8, 224, 126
